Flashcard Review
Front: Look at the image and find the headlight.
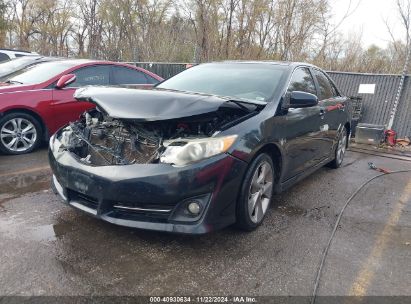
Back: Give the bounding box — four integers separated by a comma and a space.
160, 135, 237, 166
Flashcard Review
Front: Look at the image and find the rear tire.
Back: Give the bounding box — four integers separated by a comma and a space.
236, 153, 275, 231
329, 128, 347, 169
0, 112, 43, 155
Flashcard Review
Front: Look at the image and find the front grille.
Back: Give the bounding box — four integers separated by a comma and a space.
110, 209, 170, 223
68, 189, 99, 210
110, 201, 174, 223
67, 189, 173, 223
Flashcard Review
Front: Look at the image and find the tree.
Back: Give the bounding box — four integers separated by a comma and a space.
0, 0, 8, 46
0, 0, 407, 73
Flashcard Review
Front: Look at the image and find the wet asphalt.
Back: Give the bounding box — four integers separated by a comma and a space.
0, 148, 410, 296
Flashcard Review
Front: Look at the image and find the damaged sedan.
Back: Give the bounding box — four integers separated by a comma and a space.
49, 62, 351, 234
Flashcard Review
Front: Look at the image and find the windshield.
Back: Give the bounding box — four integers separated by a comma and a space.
9, 61, 77, 84
0, 57, 40, 75
157, 63, 287, 102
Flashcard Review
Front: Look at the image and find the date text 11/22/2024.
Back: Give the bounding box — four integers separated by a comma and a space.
149, 296, 257, 303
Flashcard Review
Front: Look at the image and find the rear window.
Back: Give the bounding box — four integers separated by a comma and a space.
111, 66, 150, 85
0, 52, 10, 62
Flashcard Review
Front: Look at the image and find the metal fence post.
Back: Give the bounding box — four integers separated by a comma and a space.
388, 44, 411, 129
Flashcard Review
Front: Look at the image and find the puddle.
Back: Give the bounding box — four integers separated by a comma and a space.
0, 172, 50, 198
0, 172, 50, 212
30, 221, 74, 242
31, 224, 57, 242
0, 218, 73, 243
30, 222, 73, 242
0, 194, 16, 211
52, 221, 74, 238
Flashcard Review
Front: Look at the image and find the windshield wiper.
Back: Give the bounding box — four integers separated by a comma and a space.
5, 80, 23, 84
226, 97, 267, 108
226, 99, 253, 111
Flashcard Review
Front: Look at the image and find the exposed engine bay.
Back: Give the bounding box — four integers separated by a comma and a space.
57, 104, 260, 166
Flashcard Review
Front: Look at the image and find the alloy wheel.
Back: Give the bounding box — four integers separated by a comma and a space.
0, 118, 37, 152
336, 130, 347, 164
248, 161, 273, 223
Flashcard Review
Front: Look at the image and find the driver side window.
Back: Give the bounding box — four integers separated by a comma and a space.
288, 68, 317, 95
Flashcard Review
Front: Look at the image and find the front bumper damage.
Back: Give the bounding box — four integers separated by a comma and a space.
49, 136, 248, 234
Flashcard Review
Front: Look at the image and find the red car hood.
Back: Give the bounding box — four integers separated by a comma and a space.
0, 83, 37, 94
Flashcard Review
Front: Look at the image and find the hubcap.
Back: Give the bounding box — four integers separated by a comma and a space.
336, 131, 347, 164
0, 118, 37, 152
248, 161, 273, 224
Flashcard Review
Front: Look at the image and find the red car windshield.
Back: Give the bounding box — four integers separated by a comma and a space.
9, 61, 77, 84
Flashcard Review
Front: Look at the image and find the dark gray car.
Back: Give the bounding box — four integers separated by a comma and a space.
49, 61, 352, 234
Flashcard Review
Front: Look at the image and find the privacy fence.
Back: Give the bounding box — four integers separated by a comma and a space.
130, 62, 411, 138
327, 72, 411, 138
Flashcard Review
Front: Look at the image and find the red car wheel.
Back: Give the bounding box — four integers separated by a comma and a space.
0, 112, 43, 155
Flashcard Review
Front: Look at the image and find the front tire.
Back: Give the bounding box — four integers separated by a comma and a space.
236, 153, 275, 231
0, 112, 43, 155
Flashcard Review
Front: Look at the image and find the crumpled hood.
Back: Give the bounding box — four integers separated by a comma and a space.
74, 87, 236, 121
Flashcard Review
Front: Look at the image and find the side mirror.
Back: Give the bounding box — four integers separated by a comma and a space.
56, 74, 76, 89
286, 91, 318, 108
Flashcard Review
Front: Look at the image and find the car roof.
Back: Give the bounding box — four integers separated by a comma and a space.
51, 59, 124, 65
208, 60, 320, 69
13, 55, 63, 61
0, 48, 33, 53
44, 59, 137, 68
45, 59, 96, 65
32, 59, 163, 81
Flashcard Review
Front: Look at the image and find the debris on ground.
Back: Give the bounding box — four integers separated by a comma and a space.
378, 135, 411, 153
379, 143, 411, 155
396, 137, 411, 147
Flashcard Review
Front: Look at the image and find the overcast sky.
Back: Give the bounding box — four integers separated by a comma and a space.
331, 0, 403, 48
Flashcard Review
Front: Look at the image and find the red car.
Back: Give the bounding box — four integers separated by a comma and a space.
0, 60, 163, 154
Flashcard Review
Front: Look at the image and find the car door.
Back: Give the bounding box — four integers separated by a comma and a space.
280, 67, 328, 181
51, 65, 110, 131
312, 68, 347, 156
110, 65, 159, 88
